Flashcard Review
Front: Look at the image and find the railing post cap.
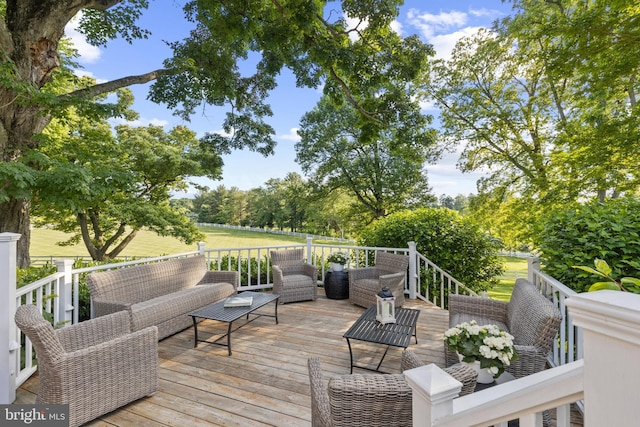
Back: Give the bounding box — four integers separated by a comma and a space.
0, 232, 21, 242
404, 364, 462, 403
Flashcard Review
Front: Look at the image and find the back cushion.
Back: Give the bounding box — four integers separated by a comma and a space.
87, 255, 207, 304
507, 279, 562, 349
271, 249, 304, 273
375, 252, 409, 275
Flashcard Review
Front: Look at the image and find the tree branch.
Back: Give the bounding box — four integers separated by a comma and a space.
60, 69, 169, 100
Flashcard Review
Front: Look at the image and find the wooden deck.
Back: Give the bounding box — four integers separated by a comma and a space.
14, 290, 583, 426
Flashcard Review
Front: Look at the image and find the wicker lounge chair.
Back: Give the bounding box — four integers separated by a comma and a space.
271, 248, 318, 303
14, 304, 159, 427
445, 278, 563, 380
308, 352, 477, 427
349, 252, 409, 308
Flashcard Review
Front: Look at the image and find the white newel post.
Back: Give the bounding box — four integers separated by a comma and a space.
306, 236, 313, 264
197, 241, 206, 255
408, 241, 417, 299
566, 290, 640, 427
55, 259, 75, 326
0, 232, 20, 404
527, 256, 540, 284
404, 364, 462, 427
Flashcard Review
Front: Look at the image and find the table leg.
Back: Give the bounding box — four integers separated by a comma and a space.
227, 321, 233, 356
346, 338, 354, 374
192, 316, 199, 348
274, 299, 279, 324
375, 346, 391, 372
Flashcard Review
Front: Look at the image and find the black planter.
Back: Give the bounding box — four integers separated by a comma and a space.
324, 270, 349, 300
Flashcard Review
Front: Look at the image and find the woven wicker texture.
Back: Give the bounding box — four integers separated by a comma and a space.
15, 304, 158, 427
349, 252, 409, 308
86, 255, 238, 339
445, 279, 562, 381
271, 249, 318, 303
308, 352, 477, 427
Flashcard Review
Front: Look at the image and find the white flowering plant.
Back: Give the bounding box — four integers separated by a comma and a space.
444, 320, 518, 378
327, 251, 348, 265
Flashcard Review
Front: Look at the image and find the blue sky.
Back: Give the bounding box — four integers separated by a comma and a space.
66, 0, 512, 198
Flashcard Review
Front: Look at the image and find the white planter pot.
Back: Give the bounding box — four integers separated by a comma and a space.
466, 360, 494, 384
330, 263, 344, 272
457, 353, 494, 384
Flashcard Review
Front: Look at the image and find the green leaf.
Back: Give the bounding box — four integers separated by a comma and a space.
588, 282, 621, 292
572, 265, 608, 279
621, 277, 640, 288
594, 258, 612, 275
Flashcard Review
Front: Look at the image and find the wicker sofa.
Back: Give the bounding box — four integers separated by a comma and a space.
308, 350, 477, 427
15, 304, 158, 427
87, 254, 238, 340
445, 278, 563, 379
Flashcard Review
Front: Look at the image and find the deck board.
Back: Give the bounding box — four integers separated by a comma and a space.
15, 289, 583, 426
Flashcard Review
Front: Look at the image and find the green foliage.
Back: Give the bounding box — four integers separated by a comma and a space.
297, 96, 437, 221
534, 198, 640, 292
573, 258, 640, 294
357, 208, 503, 293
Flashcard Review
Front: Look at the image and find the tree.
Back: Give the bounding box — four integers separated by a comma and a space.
33, 118, 219, 260
297, 96, 437, 223
0, 0, 432, 267
425, 3, 640, 247
358, 207, 503, 293
194, 185, 248, 225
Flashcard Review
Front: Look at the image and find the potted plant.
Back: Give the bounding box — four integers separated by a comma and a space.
327, 251, 348, 272
444, 320, 518, 383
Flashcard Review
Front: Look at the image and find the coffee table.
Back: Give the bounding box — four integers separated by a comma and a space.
189, 291, 279, 355
343, 304, 420, 373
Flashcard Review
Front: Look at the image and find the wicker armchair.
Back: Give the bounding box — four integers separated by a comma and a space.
445, 278, 562, 380
308, 352, 477, 427
15, 304, 159, 427
271, 248, 318, 303
349, 252, 409, 308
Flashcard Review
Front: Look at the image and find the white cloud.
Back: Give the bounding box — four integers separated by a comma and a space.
430, 26, 483, 59
73, 69, 108, 84
278, 128, 301, 142
407, 9, 468, 39
390, 19, 403, 36
65, 12, 101, 64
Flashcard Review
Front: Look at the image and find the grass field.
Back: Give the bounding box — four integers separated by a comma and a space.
30, 226, 314, 258
31, 227, 526, 299
489, 256, 529, 301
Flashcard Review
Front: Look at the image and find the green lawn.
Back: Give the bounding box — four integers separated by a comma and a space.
30, 226, 313, 258
489, 256, 529, 301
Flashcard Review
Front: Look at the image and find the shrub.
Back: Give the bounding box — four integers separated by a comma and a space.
534, 197, 640, 292
357, 208, 503, 294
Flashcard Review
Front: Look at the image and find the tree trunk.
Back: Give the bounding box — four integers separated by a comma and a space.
0, 198, 31, 268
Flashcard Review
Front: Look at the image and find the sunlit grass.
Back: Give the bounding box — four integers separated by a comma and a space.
489, 256, 529, 301
30, 226, 312, 258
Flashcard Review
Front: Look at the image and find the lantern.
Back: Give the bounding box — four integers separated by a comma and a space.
376, 286, 396, 324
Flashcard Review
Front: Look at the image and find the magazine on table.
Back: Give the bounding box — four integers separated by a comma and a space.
224, 295, 254, 307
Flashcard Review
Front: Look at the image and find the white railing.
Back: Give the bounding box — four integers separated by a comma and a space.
1, 234, 582, 412
406, 360, 584, 427
407, 291, 640, 426
526, 257, 582, 368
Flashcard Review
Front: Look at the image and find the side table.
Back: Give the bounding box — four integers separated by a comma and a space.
324, 270, 349, 299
